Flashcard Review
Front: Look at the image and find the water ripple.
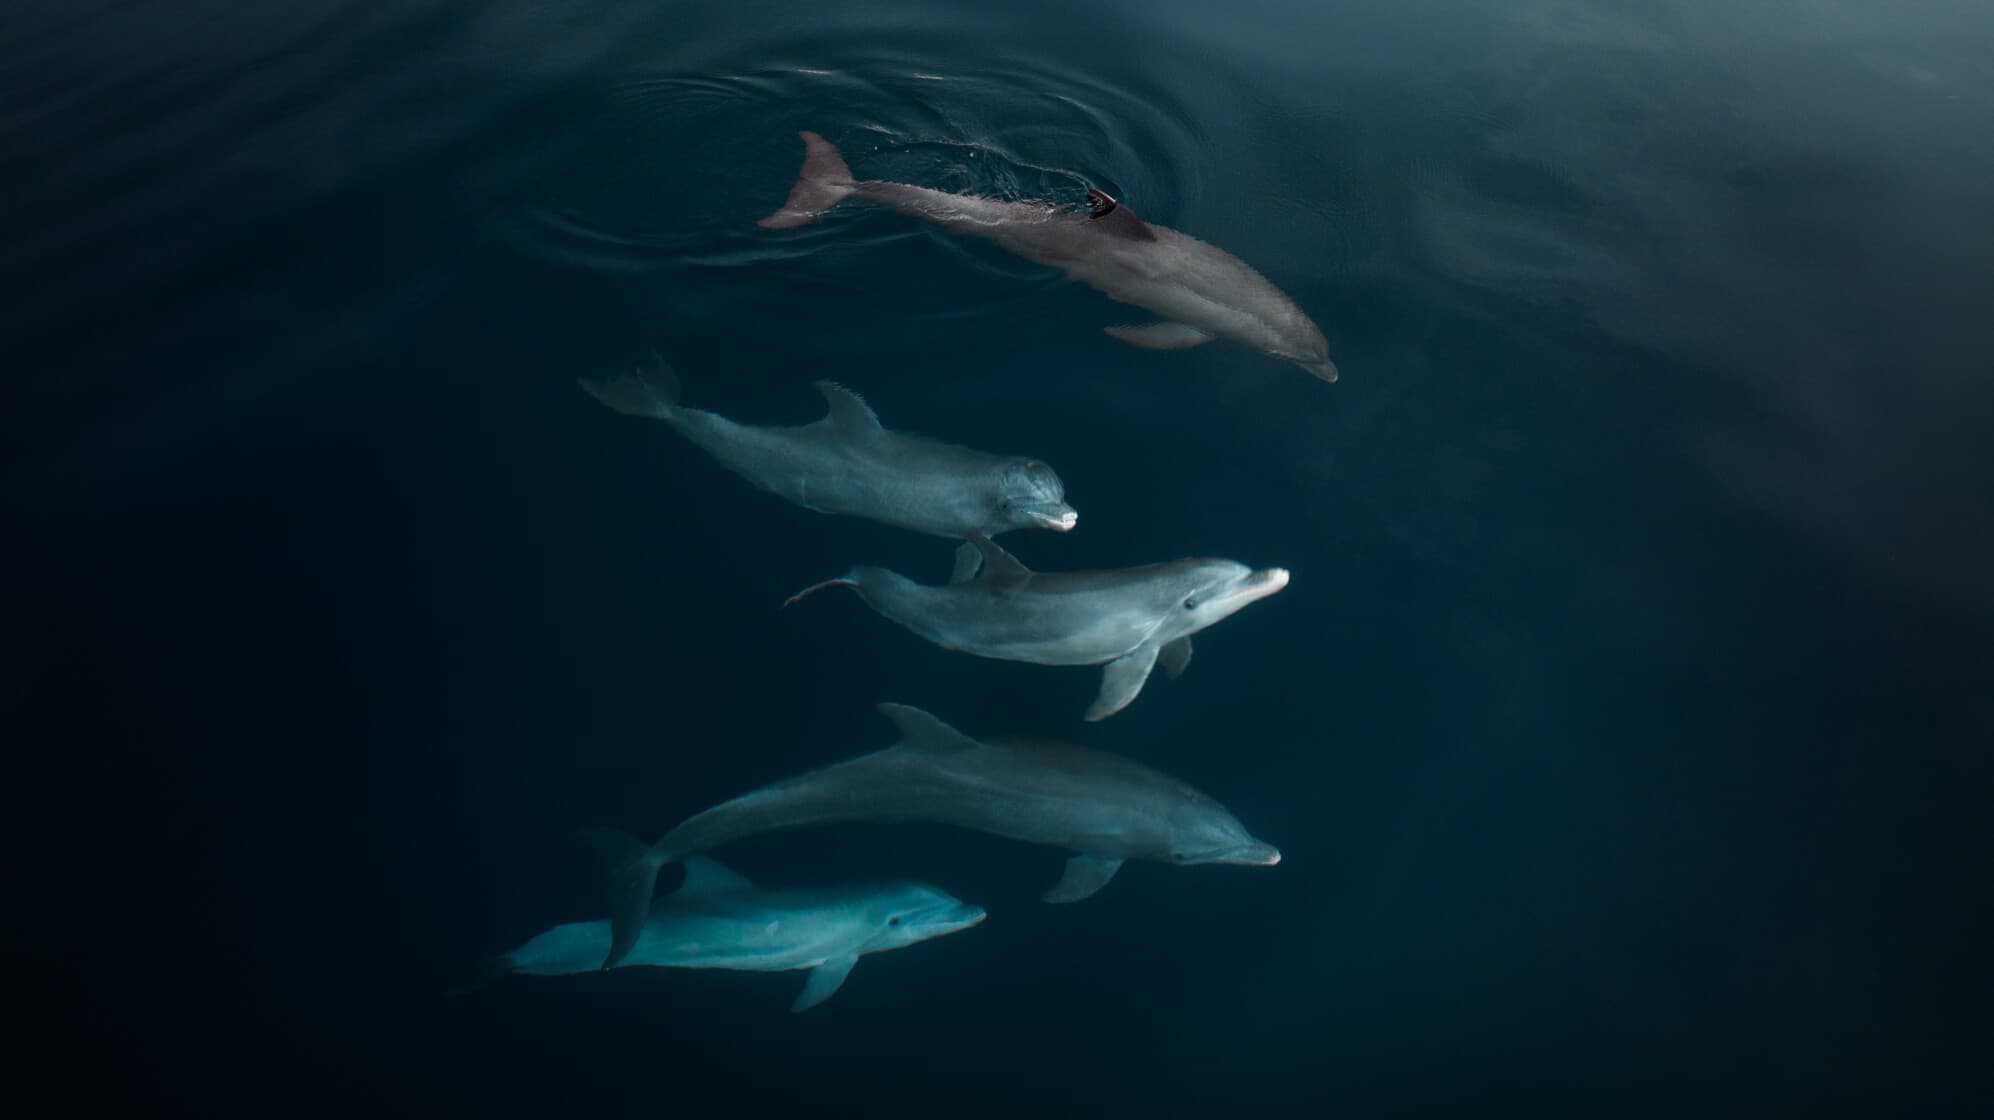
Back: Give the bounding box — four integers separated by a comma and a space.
490, 35, 1207, 300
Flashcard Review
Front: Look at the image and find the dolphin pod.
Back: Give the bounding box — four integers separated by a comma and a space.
485, 128, 1321, 1011
581, 703, 1279, 970
761, 130, 1340, 383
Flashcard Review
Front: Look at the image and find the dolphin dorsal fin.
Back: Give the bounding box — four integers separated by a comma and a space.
814, 381, 882, 434
1086, 189, 1156, 241
676, 856, 754, 897
968, 535, 1031, 587
877, 703, 979, 752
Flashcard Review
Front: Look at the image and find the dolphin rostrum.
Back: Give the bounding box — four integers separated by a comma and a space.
496, 856, 984, 1011
760, 130, 1340, 383
579, 360, 1077, 539
583, 703, 1278, 969
788, 535, 1290, 721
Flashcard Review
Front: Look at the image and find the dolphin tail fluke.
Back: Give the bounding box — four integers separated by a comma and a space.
444, 955, 514, 999
758, 130, 857, 229
578, 828, 670, 970
782, 576, 855, 608
578, 356, 681, 420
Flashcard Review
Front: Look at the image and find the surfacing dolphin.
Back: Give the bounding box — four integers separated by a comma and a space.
583, 703, 1278, 969
759, 130, 1339, 383
497, 856, 983, 1011
788, 535, 1290, 721
579, 360, 1077, 539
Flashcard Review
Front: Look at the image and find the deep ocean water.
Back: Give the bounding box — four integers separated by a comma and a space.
8, 1, 1992, 1115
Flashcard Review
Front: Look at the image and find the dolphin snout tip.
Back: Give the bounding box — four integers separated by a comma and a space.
1230, 842, 1281, 866
1258, 567, 1291, 592
1029, 507, 1078, 531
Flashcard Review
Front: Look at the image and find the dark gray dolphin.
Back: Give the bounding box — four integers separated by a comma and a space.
580, 361, 1076, 539
788, 535, 1290, 721
759, 130, 1340, 382
582, 703, 1278, 969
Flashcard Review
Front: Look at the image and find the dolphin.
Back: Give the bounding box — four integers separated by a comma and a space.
579, 360, 1077, 539
759, 130, 1339, 383
583, 703, 1278, 969
788, 535, 1290, 721
495, 856, 984, 1012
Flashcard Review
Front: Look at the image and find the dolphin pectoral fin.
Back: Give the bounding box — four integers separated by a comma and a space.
1042, 854, 1125, 903
1159, 636, 1193, 680
792, 954, 858, 1012
1086, 643, 1159, 722
949, 540, 984, 584
813, 381, 882, 434
1104, 322, 1214, 350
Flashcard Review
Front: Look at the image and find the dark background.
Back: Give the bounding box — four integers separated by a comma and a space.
7, 1, 1992, 1115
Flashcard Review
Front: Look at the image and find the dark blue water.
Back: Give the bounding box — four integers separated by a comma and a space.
9, 1, 1993, 1114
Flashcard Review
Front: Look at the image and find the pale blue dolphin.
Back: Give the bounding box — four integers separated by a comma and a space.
497, 856, 984, 1012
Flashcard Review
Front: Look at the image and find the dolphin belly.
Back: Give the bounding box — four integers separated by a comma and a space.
626, 908, 857, 973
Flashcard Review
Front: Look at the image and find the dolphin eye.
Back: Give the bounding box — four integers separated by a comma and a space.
888, 915, 902, 927
1182, 597, 1198, 611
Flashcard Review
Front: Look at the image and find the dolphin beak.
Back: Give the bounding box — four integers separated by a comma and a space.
1250, 567, 1291, 594
1235, 841, 1282, 866
1031, 507, 1079, 531
1303, 359, 1339, 383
